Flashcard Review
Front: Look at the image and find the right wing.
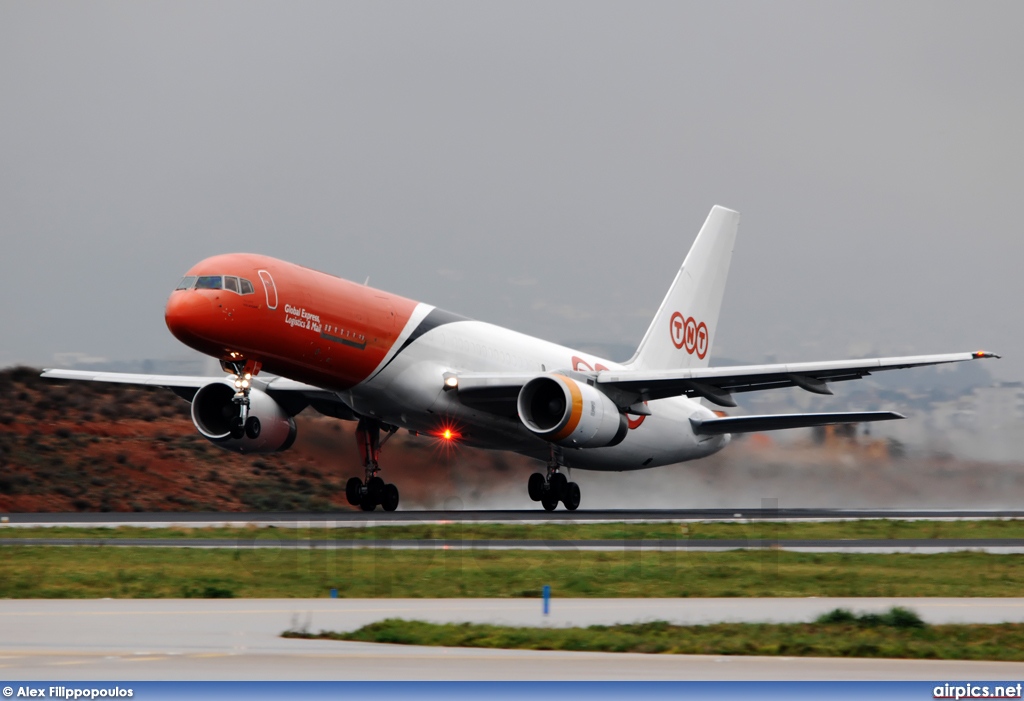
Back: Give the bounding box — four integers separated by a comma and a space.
40, 369, 356, 419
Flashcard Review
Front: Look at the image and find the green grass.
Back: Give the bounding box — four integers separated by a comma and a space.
2, 518, 1024, 542
289, 614, 1024, 661
3, 546, 1024, 598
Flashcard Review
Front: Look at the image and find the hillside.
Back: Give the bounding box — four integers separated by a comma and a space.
3, 366, 1024, 513
0, 367, 533, 512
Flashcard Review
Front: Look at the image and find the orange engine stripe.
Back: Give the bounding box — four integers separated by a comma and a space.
551, 375, 583, 442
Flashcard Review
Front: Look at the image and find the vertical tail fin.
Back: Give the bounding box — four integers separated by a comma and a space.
626, 205, 739, 371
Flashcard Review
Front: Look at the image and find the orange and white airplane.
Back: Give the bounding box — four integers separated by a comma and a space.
44, 206, 999, 511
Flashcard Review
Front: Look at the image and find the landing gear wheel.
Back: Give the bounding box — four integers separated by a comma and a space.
229, 417, 245, 439
549, 472, 568, 500
563, 482, 581, 511
541, 495, 559, 511
527, 473, 545, 501
352, 418, 401, 515
366, 476, 386, 502
345, 477, 363, 506
244, 416, 261, 439
381, 483, 400, 512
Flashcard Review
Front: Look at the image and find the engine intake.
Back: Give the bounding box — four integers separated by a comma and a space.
517, 374, 628, 448
191, 381, 297, 454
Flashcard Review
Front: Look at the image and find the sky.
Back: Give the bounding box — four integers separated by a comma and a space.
2, 1, 1022, 381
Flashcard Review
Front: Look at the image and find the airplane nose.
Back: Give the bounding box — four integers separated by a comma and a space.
165, 291, 216, 345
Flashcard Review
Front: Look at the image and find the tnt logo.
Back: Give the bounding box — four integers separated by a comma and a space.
669, 311, 708, 359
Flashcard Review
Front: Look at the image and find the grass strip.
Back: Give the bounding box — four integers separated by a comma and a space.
287, 614, 1024, 661
2, 518, 1024, 542
2, 546, 1024, 598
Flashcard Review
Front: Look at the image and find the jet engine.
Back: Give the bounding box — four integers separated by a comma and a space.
191, 381, 297, 453
517, 374, 628, 448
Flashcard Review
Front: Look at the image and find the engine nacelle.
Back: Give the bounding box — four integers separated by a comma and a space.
517, 374, 628, 448
191, 381, 297, 454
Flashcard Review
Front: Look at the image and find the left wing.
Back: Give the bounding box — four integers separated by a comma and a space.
597, 350, 1000, 408
454, 350, 1000, 414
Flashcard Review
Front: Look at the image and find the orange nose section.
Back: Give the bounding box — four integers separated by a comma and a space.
165, 291, 217, 349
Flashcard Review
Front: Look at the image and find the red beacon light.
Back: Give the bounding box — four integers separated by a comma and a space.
433, 423, 462, 443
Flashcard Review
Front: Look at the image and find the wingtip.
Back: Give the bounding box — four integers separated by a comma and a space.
972, 350, 1002, 359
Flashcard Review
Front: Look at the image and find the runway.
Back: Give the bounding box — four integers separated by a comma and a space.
3, 537, 1024, 553
4, 598, 1024, 680
4, 508, 1024, 528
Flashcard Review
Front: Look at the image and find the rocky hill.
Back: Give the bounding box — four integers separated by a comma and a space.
3, 366, 1024, 513
0, 367, 533, 512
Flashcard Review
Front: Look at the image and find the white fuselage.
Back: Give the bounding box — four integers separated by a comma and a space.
344, 307, 728, 471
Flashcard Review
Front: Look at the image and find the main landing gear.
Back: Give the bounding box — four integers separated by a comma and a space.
345, 418, 401, 512
226, 360, 262, 440
527, 454, 581, 512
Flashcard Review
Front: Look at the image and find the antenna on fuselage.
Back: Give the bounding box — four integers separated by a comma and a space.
363, 276, 370, 286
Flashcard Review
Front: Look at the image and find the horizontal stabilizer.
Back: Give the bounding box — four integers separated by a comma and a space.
690, 411, 904, 436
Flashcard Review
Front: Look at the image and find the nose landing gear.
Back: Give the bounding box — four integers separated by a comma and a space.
528, 452, 581, 511
346, 418, 401, 512
225, 359, 263, 439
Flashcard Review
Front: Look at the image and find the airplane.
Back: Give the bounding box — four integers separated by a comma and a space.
43, 206, 999, 511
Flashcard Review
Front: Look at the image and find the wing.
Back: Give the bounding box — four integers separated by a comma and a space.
453, 350, 1000, 415
41, 369, 220, 390
596, 351, 1000, 407
448, 372, 538, 419
40, 369, 356, 419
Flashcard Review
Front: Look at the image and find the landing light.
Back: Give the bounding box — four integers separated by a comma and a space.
442, 373, 458, 390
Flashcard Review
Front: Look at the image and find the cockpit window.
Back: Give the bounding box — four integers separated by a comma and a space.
194, 275, 224, 290
182, 274, 255, 294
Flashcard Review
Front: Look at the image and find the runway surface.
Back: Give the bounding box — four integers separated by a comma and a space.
3, 537, 1024, 553
4, 508, 1024, 528
4, 598, 1024, 680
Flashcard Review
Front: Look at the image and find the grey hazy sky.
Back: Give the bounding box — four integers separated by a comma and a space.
2, 1, 1022, 379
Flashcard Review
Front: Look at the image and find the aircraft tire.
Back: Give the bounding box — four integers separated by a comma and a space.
381, 484, 400, 512
541, 495, 559, 511
549, 472, 568, 500
345, 477, 363, 506
563, 482, 581, 511
245, 416, 261, 439
359, 499, 377, 511
527, 473, 545, 501
366, 476, 386, 502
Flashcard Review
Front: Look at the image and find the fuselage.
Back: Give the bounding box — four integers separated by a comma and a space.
165, 253, 727, 471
